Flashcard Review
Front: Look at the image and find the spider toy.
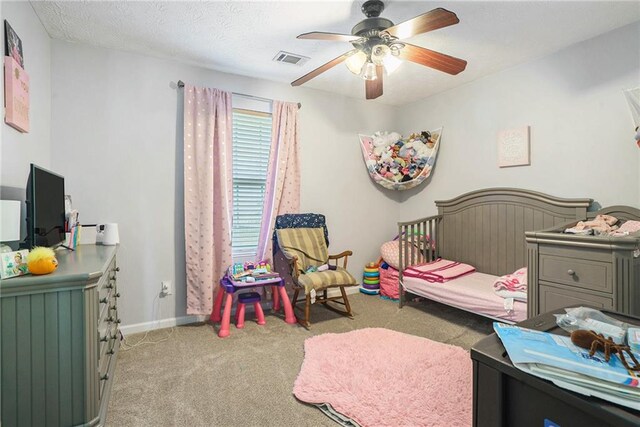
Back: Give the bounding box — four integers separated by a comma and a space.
570, 329, 640, 371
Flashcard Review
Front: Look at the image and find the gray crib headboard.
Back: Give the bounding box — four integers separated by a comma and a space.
435, 188, 592, 276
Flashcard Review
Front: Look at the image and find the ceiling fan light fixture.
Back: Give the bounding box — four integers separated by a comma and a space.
361, 61, 378, 81
383, 55, 402, 75
371, 44, 390, 66
345, 50, 368, 75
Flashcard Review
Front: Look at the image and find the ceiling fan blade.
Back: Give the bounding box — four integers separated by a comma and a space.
297, 32, 361, 42
384, 8, 459, 40
291, 50, 356, 87
398, 43, 467, 75
365, 65, 384, 100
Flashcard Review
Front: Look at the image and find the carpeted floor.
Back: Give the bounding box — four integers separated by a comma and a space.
106, 294, 493, 427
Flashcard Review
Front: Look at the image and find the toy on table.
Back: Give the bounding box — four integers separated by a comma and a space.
26, 247, 58, 275
230, 260, 279, 283
360, 261, 380, 295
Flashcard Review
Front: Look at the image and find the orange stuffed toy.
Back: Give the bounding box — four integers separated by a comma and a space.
26, 247, 58, 275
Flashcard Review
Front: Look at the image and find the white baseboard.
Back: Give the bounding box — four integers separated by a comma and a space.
120, 315, 206, 335
120, 286, 362, 335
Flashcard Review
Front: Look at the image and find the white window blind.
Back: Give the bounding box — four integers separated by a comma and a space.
231, 108, 273, 259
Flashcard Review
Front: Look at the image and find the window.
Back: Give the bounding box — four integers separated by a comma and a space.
231, 108, 272, 260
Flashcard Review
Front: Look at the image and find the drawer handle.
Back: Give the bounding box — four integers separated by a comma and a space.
100, 297, 108, 304
106, 283, 114, 289
100, 334, 109, 342
107, 316, 114, 322
115, 292, 121, 298
115, 267, 120, 272
110, 305, 117, 310
107, 349, 115, 355
101, 373, 109, 381
567, 269, 575, 275
116, 318, 122, 324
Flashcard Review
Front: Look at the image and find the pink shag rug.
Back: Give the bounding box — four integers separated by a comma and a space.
293, 328, 472, 427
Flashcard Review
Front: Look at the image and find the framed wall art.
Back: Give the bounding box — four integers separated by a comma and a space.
498, 126, 530, 167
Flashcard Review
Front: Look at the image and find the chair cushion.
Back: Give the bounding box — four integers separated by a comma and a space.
297, 267, 358, 294
276, 227, 328, 271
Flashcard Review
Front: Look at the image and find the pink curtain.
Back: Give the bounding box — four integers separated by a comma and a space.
256, 101, 301, 263
183, 85, 233, 315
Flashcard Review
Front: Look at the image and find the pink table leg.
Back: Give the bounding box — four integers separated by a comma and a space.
272, 286, 281, 311
210, 288, 225, 323
278, 286, 297, 324
218, 293, 234, 338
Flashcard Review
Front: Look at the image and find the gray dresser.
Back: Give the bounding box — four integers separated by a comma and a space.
526, 206, 640, 317
0, 245, 121, 426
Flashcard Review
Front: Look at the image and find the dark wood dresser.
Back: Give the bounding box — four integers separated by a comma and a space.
471, 308, 640, 427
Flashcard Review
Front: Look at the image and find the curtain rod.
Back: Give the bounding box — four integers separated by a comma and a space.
177, 80, 301, 109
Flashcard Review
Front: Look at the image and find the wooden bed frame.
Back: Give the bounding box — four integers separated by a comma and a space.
397, 188, 592, 315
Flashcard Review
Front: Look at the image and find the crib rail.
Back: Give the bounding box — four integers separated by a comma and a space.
397, 214, 442, 307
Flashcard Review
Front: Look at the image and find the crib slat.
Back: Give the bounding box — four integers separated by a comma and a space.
411, 224, 416, 266
428, 219, 433, 261
420, 221, 426, 264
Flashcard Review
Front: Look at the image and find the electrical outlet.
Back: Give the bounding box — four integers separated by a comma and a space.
161, 280, 172, 296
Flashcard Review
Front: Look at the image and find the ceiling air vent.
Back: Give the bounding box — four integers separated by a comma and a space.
273, 51, 310, 66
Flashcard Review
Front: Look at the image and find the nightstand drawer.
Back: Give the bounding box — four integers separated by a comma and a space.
539, 255, 612, 293
539, 284, 613, 313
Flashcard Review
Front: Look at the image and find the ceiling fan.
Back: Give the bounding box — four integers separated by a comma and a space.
291, 0, 467, 100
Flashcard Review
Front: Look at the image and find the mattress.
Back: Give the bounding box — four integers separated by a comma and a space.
402, 271, 527, 323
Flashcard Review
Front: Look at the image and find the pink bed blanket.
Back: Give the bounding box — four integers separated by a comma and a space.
404, 259, 476, 283
379, 266, 400, 300
493, 267, 527, 293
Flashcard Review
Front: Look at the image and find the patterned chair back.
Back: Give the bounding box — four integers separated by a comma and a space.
272, 213, 330, 257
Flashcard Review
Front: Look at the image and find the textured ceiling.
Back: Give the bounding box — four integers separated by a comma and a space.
31, 1, 640, 105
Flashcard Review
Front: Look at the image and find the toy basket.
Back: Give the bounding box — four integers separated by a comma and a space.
359, 128, 442, 191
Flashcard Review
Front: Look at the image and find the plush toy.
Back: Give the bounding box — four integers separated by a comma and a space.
372, 131, 401, 156
26, 247, 58, 275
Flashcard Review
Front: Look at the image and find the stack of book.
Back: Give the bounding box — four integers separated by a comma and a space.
494, 323, 640, 411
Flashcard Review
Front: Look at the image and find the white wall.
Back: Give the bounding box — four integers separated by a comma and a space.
0, 1, 51, 190
395, 22, 640, 221
50, 40, 399, 327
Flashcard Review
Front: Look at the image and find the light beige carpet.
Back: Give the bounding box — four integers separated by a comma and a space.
106, 294, 493, 427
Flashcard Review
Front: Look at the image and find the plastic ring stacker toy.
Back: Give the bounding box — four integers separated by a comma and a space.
363, 279, 380, 285
364, 267, 379, 273
363, 272, 380, 278
362, 283, 381, 290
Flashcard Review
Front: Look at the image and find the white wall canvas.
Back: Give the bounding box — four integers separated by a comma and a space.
498, 126, 530, 167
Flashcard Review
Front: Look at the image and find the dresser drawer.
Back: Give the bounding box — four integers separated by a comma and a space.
98, 287, 112, 320
539, 284, 613, 313
99, 348, 114, 399
538, 246, 611, 262
539, 255, 612, 293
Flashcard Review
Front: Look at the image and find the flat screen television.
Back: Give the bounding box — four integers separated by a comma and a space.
25, 164, 66, 248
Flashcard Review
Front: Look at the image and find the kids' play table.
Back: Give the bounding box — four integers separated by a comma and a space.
210, 274, 296, 337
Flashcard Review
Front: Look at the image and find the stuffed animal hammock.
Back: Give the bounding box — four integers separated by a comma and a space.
359, 128, 442, 191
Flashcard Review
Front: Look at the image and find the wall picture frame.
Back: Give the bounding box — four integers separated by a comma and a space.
4, 55, 30, 133
4, 20, 24, 69
498, 126, 530, 167
1, 249, 30, 279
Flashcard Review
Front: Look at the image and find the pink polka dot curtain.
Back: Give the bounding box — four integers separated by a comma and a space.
183, 85, 233, 315
256, 101, 301, 263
